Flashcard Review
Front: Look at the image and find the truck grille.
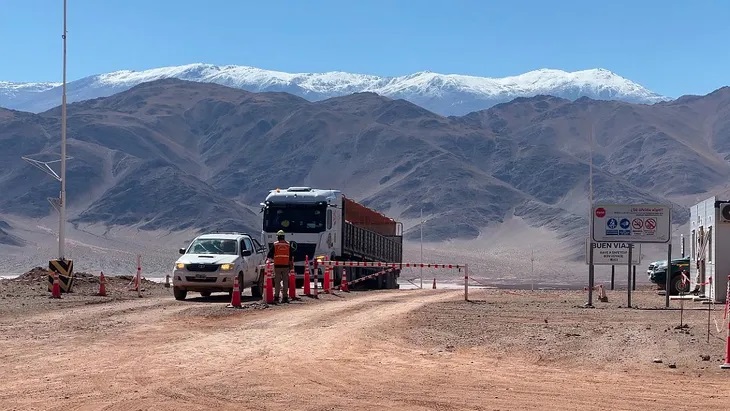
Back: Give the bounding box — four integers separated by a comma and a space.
185, 263, 219, 272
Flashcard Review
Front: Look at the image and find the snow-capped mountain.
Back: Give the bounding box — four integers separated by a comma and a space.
0, 63, 669, 115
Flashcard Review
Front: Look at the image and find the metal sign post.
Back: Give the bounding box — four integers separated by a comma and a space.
666, 243, 672, 308
627, 245, 633, 308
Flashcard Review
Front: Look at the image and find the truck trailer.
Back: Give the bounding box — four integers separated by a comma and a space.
260, 187, 403, 289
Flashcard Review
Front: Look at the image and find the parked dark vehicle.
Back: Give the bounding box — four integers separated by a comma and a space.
649, 256, 691, 295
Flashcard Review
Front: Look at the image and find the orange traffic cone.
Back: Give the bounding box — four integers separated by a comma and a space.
51, 272, 62, 299
229, 274, 242, 308
97, 272, 107, 296
432, 278, 436, 289
340, 269, 349, 292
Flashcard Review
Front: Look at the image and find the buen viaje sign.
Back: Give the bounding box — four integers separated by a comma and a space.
585, 240, 641, 265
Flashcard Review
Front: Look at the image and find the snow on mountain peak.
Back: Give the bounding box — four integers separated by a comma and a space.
0, 63, 668, 115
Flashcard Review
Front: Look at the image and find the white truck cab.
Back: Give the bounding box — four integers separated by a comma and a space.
172, 232, 267, 300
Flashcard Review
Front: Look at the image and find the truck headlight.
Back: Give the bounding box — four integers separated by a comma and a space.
220, 263, 235, 271
175, 262, 185, 269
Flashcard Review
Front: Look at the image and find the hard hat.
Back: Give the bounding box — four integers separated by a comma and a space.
277, 230, 285, 236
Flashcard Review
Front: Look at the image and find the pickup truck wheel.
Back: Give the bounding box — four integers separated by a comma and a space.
670, 275, 690, 295
173, 286, 187, 301
251, 269, 264, 299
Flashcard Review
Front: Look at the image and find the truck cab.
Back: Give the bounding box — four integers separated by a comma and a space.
260, 187, 403, 289
171, 232, 267, 300
261, 188, 340, 281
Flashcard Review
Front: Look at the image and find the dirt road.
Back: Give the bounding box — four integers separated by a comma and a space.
1, 286, 729, 410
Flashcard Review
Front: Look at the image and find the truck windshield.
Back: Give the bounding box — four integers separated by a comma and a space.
263, 204, 326, 233
186, 239, 238, 255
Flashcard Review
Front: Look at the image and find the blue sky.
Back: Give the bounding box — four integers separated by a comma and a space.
1, 0, 728, 97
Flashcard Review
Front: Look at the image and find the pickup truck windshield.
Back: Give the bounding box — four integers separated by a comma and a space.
264, 204, 326, 233
186, 239, 238, 255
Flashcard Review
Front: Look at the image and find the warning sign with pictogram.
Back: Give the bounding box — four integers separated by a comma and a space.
632, 218, 643, 230
591, 204, 670, 243
645, 218, 656, 230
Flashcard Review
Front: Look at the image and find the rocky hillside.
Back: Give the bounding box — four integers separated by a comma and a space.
2, 79, 729, 262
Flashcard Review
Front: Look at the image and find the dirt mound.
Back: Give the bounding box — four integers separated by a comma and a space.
12, 267, 109, 285
0, 268, 171, 317
13, 267, 50, 283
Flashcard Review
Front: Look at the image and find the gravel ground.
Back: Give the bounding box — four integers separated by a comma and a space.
1, 267, 729, 410
394, 287, 730, 375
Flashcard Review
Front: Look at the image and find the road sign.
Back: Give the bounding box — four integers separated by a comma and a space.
585, 240, 642, 265
592, 204, 671, 243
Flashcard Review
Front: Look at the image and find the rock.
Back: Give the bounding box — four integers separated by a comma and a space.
653, 358, 663, 363
700, 355, 710, 361
667, 363, 677, 369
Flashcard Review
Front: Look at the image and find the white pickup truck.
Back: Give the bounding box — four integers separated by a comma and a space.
172, 232, 267, 300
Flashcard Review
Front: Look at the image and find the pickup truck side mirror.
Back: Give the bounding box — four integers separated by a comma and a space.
178, 248, 186, 255
241, 249, 252, 257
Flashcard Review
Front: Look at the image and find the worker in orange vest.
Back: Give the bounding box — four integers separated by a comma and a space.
268, 230, 294, 303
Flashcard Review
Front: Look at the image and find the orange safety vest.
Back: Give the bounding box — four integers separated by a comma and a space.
273, 241, 291, 266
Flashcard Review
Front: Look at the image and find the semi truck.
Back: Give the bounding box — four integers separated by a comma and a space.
260, 187, 403, 289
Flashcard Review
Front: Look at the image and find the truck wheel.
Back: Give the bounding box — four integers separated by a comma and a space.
173, 287, 187, 301
200, 291, 211, 298
251, 269, 264, 299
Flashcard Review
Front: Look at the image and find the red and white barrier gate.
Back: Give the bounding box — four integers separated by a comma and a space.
252, 260, 472, 301
318, 261, 470, 301
722, 274, 730, 369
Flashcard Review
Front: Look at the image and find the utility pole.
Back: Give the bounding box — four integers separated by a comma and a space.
531, 248, 535, 291
20, 0, 75, 293
59, 0, 68, 261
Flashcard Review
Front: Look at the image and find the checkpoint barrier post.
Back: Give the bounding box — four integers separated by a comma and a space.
312, 258, 319, 298
464, 264, 469, 301
329, 265, 334, 292
323, 266, 331, 294
303, 255, 311, 296
288, 268, 297, 300
265, 260, 274, 304
97, 271, 107, 296
137, 255, 142, 298
722, 274, 730, 369
340, 269, 349, 292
